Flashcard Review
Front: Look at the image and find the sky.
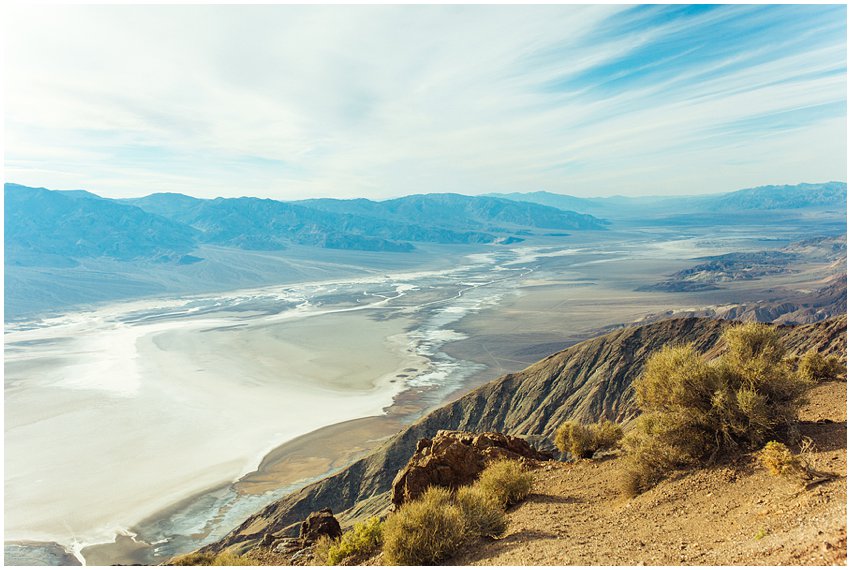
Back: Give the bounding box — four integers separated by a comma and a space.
3, 4, 847, 200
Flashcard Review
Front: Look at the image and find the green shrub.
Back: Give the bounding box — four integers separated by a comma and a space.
169, 552, 215, 566
324, 517, 384, 565
555, 419, 623, 459
382, 487, 466, 565
169, 551, 261, 566
455, 485, 507, 538
311, 535, 334, 566
798, 349, 843, 383
555, 422, 595, 459
623, 323, 809, 495
758, 441, 809, 479
475, 459, 534, 507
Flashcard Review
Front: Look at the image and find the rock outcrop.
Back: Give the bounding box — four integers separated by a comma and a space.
299, 509, 341, 545
391, 430, 550, 506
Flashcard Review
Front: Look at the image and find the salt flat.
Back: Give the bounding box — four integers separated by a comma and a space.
4, 301, 417, 552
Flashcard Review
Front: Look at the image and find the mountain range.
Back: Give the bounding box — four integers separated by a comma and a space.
4, 184, 608, 265
6, 181, 846, 267
488, 181, 847, 219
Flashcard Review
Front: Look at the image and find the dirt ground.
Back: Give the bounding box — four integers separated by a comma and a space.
451, 381, 847, 566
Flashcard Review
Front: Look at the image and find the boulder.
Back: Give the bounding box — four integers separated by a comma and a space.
298, 509, 342, 546
390, 430, 550, 506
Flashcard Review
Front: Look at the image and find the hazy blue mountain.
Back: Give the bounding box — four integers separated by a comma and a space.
128, 194, 500, 251
704, 182, 846, 211
482, 191, 607, 215
5, 184, 200, 265
298, 193, 608, 230
489, 182, 847, 218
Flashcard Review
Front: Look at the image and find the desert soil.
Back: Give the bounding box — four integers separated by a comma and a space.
451, 380, 847, 566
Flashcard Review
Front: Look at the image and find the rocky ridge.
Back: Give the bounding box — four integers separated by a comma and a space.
205, 314, 846, 554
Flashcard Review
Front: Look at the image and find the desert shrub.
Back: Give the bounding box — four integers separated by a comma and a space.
210, 552, 262, 566
555, 420, 623, 459
311, 535, 334, 566
169, 552, 215, 565
382, 486, 466, 565
623, 323, 810, 494
169, 551, 260, 566
555, 421, 595, 458
455, 485, 508, 538
798, 349, 843, 383
592, 419, 625, 451
324, 517, 384, 565
758, 441, 809, 479
475, 459, 534, 507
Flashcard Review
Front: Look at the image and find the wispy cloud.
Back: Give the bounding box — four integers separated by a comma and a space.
4, 4, 846, 199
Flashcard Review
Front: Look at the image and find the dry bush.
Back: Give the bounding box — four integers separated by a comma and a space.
168, 552, 215, 566
475, 459, 534, 507
798, 349, 844, 383
555, 422, 595, 458
382, 486, 466, 565
311, 535, 334, 566
758, 440, 809, 479
209, 552, 262, 566
323, 517, 383, 565
169, 551, 260, 566
592, 419, 625, 450
555, 420, 623, 459
623, 323, 810, 495
455, 485, 507, 538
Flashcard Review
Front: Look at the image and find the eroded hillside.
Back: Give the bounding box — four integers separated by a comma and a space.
206, 315, 847, 554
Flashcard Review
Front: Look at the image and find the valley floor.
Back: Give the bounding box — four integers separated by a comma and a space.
451, 380, 847, 566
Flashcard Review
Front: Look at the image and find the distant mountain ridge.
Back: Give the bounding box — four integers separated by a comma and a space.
4, 184, 609, 264
295, 193, 607, 231
5, 184, 200, 266
488, 181, 847, 218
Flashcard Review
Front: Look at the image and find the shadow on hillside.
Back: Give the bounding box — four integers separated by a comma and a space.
798, 420, 847, 453
523, 492, 580, 506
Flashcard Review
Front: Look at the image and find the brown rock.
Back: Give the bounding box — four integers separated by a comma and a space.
390, 430, 550, 506
299, 509, 342, 546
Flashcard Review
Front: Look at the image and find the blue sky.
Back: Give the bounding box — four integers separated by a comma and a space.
4, 4, 846, 199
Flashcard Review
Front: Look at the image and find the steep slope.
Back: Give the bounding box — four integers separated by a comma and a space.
207, 315, 846, 552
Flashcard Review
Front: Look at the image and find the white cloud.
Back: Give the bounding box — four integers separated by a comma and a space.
3, 4, 846, 199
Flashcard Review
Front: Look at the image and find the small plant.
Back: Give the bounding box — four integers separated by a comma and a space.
382, 486, 466, 565
758, 441, 809, 479
555, 419, 624, 459
311, 535, 334, 566
169, 552, 215, 566
169, 551, 261, 566
209, 552, 262, 566
455, 485, 508, 538
798, 349, 843, 383
324, 517, 384, 565
555, 422, 594, 458
475, 459, 534, 507
754, 528, 769, 540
